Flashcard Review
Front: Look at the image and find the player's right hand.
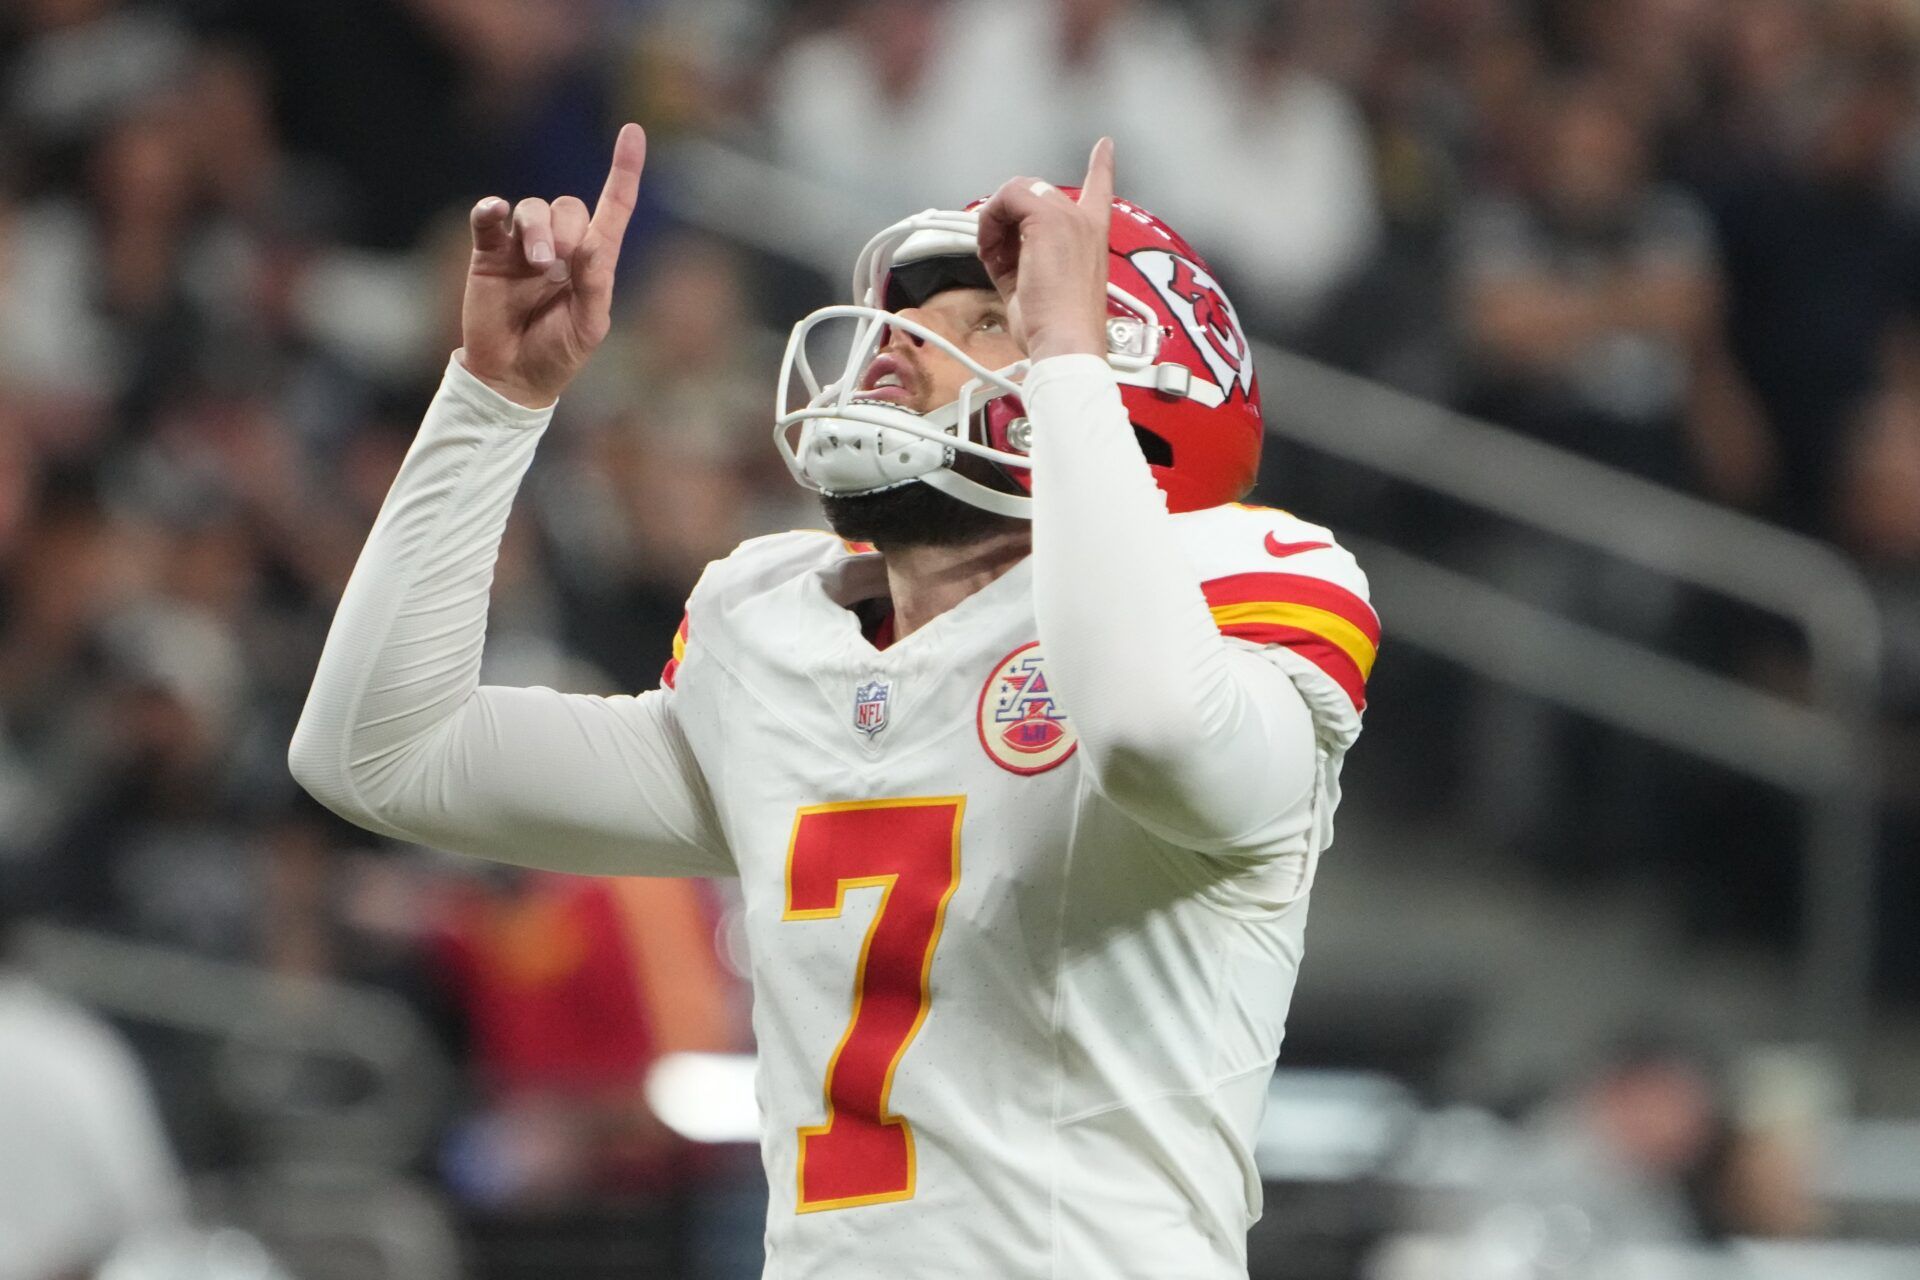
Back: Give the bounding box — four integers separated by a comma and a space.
457, 122, 646, 408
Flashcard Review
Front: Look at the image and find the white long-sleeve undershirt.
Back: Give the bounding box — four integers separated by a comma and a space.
288, 355, 730, 878
1025, 355, 1319, 855
291, 352, 1320, 879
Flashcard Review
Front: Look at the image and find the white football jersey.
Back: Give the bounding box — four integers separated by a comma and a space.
663, 504, 1376, 1279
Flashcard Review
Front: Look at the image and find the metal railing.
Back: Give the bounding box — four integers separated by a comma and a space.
17, 922, 452, 1167
1252, 352, 1884, 1058
16, 924, 465, 1275
654, 139, 1885, 1059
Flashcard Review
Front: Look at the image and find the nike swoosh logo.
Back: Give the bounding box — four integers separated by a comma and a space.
1265, 533, 1331, 558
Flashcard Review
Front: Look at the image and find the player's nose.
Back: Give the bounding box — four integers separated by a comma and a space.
885, 307, 934, 349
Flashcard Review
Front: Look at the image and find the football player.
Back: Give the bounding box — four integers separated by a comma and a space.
291, 125, 1377, 1277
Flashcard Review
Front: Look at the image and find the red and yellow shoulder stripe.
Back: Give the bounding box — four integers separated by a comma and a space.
660, 613, 690, 690
1202, 572, 1379, 710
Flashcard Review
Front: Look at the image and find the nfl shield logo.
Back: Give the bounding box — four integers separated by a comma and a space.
853, 679, 891, 738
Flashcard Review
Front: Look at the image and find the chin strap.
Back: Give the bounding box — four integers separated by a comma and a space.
918, 466, 1033, 518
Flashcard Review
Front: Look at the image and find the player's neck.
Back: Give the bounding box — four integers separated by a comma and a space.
880, 530, 1032, 641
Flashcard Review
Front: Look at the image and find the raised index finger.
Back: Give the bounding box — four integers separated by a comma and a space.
1077, 136, 1115, 214
588, 123, 647, 246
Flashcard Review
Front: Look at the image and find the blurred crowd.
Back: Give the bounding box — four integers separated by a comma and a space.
2, 0, 1919, 1276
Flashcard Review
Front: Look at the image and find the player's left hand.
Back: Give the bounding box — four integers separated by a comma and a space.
977, 137, 1114, 364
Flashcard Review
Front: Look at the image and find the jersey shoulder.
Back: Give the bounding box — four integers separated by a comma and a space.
661, 530, 872, 690
1170, 503, 1379, 730
1169, 502, 1370, 599
689, 529, 870, 608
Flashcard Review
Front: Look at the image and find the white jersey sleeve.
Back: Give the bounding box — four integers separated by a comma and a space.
289, 355, 731, 878
1025, 354, 1374, 867
1171, 503, 1378, 754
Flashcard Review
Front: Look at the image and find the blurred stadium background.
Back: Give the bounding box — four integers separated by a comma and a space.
2, 0, 1919, 1277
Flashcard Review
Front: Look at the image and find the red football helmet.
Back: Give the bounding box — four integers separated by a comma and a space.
774, 194, 1262, 516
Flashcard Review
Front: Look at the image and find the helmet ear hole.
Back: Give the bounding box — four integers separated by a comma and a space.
1133, 426, 1174, 467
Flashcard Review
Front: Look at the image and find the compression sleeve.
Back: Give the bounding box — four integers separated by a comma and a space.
288, 354, 731, 878
1025, 354, 1319, 859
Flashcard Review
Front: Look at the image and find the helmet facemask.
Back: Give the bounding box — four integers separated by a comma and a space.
775, 301, 1035, 519
774, 208, 1172, 521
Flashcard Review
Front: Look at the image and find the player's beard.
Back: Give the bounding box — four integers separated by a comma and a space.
819, 455, 1027, 551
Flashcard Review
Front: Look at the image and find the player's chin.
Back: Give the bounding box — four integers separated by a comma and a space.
819, 478, 1026, 551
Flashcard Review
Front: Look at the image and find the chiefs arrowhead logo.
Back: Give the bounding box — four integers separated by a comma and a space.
1171, 258, 1243, 372
1128, 249, 1255, 402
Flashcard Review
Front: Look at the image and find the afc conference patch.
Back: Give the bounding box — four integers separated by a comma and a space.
976, 642, 1077, 775
853, 678, 891, 738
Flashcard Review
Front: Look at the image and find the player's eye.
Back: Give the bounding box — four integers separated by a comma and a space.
976, 312, 1007, 334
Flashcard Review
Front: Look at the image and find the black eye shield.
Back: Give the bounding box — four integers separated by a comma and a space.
883, 254, 996, 311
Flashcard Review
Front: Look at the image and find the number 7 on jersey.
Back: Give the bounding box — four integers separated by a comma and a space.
783, 796, 965, 1211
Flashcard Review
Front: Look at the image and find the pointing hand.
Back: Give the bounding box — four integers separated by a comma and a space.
975, 137, 1115, 365
458, 123, 647, 408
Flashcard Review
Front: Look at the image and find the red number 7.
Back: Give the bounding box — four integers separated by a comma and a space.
783, 796, 965, 1212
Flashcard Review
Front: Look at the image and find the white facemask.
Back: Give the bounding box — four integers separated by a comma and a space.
773, 208, 1181, 520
